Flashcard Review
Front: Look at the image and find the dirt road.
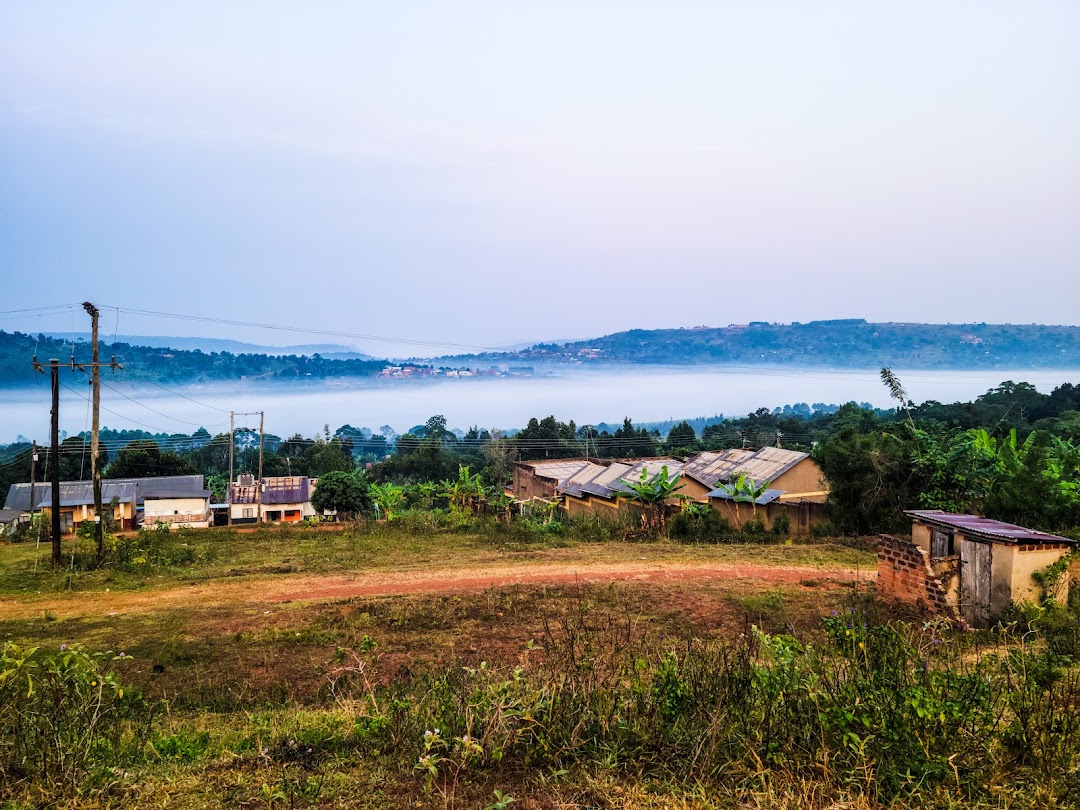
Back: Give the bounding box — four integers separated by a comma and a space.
0, 559, 871, 621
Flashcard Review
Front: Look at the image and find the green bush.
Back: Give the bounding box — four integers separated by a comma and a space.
0, 642, 149, 794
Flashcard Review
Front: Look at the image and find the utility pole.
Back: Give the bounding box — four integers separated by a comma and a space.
256, 411, 265, 523
82, 302, 104, 559
48, 359, 61, 565
228, 411, 235, 526
28, 440, 37, 524
33, 352, 122, 567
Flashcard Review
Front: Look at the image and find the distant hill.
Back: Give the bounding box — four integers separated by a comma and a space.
45, 333, 373, 360
0, 331, 389, 388
436, 320, 1080, 369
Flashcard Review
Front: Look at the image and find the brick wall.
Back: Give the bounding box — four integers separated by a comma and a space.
877, 534, 958, 621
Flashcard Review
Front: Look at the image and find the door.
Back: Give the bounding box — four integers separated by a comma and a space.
960, 540, 992, 628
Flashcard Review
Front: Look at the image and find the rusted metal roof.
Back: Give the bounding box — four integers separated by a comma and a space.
906, 510, 1074, 545
683, 447, 809, 488
230, 476, 313, 505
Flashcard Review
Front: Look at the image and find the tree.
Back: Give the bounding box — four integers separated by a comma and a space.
440, 465, 484, 515
665, 421, 698, 454
310, 470, 368, 520
813, 427, 916, 535
514, 416, 579, 460
105, 440, 197, 478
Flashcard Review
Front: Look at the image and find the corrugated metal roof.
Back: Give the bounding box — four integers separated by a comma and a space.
521, 460, 594, 490
707, 487, 785, 505
35, 481, 138, 509
581, 463, 633, 499
5, 475, 206, 512
683, 448, 808, 489
229, 476, 313, 505
906, 510, 1074, 545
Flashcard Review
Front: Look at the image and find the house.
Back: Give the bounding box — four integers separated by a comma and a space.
878, 511, 1074, 628
511, 449, 828, 533
228, 475, 318, 524
4, 475, 212, 533
143, 488, 214, 529
512, 457, 687, 521
30, 481, 139, 533
682, 447, 827, 503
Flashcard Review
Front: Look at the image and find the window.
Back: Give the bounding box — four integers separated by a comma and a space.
242, 508, 254, 519
931, 529, 954, 558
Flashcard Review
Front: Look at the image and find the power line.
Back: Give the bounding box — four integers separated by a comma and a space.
103, 305, 510, 353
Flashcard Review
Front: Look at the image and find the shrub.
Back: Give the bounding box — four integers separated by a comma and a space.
0, 643, 149, 794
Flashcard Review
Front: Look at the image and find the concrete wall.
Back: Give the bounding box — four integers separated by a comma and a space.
708, 498, 827, 535
1004, 543, 1071, 606
678, 477, 711, 503
144, 497, 211, 529
512, 465, 558, 501
771, 458, 828, 502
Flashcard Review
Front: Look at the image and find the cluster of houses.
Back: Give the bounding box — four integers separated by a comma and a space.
511, 447, 829, 534
2, 449, 1074, 629
1, 474, 321, 534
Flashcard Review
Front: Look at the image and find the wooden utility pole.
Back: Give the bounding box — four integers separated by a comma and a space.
28, 440, 37, 524
48, 359, 61, 564
82, 302, 104, 558
33, 352, 122, 566
227, 411, 235, 526
256, 411, 265, 523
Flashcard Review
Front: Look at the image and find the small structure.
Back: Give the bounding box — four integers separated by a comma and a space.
878, 511, 1074, 628
143, 488, 214, 529
228, 475, 318, 524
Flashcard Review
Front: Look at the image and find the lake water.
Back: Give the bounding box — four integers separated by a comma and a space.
1, 366, 1078, 443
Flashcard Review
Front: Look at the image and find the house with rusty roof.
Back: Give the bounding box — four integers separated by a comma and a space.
228, 474, 318, 524
878, 511, 1075, 628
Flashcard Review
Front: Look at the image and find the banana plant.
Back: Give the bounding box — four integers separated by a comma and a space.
620, 465, 684, 531
369, 482, 406, 522
715, 473, 770, 524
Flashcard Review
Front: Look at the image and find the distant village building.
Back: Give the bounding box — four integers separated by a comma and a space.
878, 511, 1074, 628
3, 475, 210, 533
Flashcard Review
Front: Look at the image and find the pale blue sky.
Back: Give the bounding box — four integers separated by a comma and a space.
2, 2, 1078, 356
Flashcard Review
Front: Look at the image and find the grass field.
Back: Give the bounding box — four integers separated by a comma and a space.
1, 520, 1076, 809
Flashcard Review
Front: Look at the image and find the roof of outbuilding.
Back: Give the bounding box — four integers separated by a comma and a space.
906, 510, 1074, 545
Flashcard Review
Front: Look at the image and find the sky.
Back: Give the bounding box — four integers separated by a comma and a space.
1, 2, 1078, 358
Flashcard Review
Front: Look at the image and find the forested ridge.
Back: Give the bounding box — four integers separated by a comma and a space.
444, 319, 1080, 368
0, 331, 389, 388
